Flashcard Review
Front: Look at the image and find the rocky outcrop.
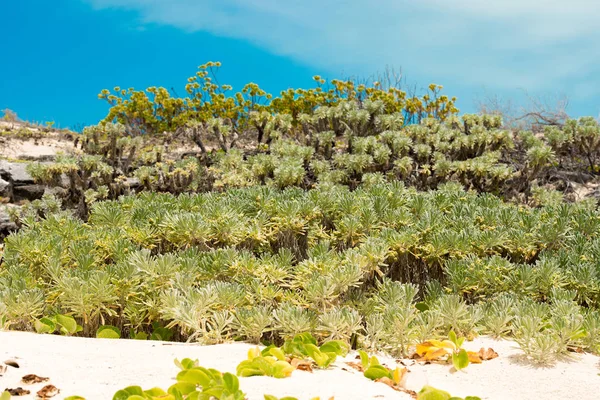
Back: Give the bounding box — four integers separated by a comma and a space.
0, 160, 45, 202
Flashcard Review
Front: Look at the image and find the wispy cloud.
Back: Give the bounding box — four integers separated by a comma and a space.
86, 0, 600, 98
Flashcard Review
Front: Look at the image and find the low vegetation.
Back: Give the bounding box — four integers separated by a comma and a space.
2, 62, 600, 399
2, 181, 600, 363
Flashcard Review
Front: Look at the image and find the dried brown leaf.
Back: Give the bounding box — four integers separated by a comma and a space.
567, 346, 584, 354
36, 384, 60, 399
344, 361, 364, 372
22, 374, 50, 384
375, 377, 398, 390
478, 347, 499, 361
4, 359, 20, 368
5, 387, 30, 396
290, 358, 313, 372
467, 351, 482, 364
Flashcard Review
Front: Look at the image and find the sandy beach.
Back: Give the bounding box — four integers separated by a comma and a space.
1, 331, 599, 399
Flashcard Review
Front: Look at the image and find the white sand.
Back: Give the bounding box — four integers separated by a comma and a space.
0, 331, 599, 400
0, 138, 79, 159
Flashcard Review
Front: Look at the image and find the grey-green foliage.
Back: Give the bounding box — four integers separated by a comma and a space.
2, 182, 600, 362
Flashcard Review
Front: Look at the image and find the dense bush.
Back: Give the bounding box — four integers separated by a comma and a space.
2, 182, 600, 360
27, 76, 600, 215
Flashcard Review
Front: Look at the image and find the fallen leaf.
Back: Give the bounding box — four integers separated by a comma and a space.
467, 351, 482, 364
4, 360, 19, 368
399, 359, 415, 367
567, 346, 584, 354
0, 365, 6, 376
37, 385, 60, 399
415, 340, 455, 358
290, 358, 313, 372
392, 366, 408, 386
478, 347, 498, 361
5, 387, 30, 396
375, 377, 399, 390
422, 348, 448, 361
344, 361, 364, 372
22, 374, 50, 384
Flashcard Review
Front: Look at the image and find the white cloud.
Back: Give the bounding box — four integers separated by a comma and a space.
86, 0, 600, 98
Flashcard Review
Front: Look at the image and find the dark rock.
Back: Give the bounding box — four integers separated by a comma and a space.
126, 177, 141, 189
0, 206, 18, 238
44, 186, 68, 198
0, 160, 34, 185
0, 177, 9, 198
13, 184, 45, 202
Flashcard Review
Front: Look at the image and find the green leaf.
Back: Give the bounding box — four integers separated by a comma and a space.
168, 382, 197, 396
34, 317, 56, 334
143, 388, 167, 397
364, 365, 391, 381
0, 392, 10, 400
112, 386, 145, 400
222, 373, 239, 393
295, 332, 317, 345
133, 332, 148, 340
150, 327, 173, 341
55, 314, 78, 335
319, 340, 349, 356
417, 386, 452, 400
202, 387, 225, 399
452, 349, 469, 371
448, 330, 458, 347
416, 302, 430, 312
64, 397, 86, 400
369, 355, 380, 366
174, 358, 198, 370
96, 325, 121, 339
261, 344, 277, 357
272, 360, 294, 378
268, 347, 287, 361
304, 344, 331, 368
358, 350, 370, 369
236, 367, 264, 377
176, 368, 212, 387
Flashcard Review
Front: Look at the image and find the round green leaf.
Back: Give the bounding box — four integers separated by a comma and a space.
97, 325, 121, 339
452, 348, 469, 371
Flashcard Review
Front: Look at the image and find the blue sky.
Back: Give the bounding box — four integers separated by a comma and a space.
1, 0, 599, 129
